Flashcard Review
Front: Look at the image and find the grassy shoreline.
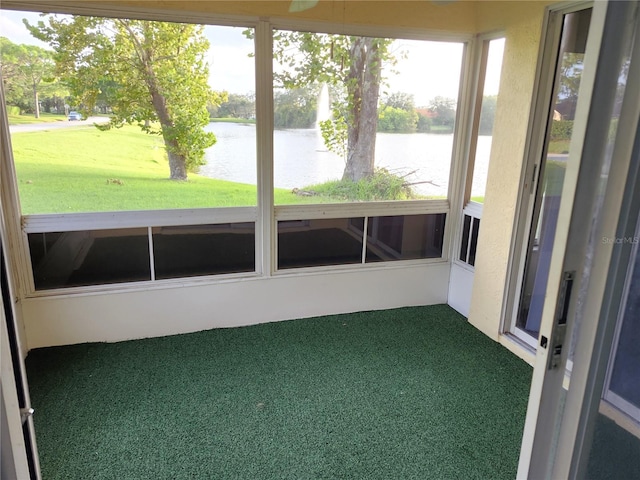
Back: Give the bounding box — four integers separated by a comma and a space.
10, 124, 448, 214
10, 125, 321, 214
209, 117, 256, 124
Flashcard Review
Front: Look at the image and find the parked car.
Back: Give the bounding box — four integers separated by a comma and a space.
68, 111, 83, 121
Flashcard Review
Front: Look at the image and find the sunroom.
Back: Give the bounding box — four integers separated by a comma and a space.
1, 1, 639, 478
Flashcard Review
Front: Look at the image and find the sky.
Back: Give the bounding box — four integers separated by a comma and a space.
0, 9, 504, 105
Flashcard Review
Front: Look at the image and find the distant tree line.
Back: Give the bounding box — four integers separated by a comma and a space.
208, 93, 255, 120
0, 36, 68, 117
234, 87, 499, 135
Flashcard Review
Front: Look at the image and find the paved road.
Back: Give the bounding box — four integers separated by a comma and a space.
9, 116, 111, 134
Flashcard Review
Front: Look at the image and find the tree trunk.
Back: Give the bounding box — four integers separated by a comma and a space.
167, 151, 187, 180
342, 38, 382, 182
33, 85, 40, 118
146, 67, 188, 180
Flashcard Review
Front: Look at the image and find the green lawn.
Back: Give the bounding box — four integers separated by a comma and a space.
548, 139, 571, 154
429, 125, 454, 134
8, 112, 68, 125
10, 125, 317, 214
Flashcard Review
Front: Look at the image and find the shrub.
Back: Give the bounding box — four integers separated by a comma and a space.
417, 113, 432, 132
378, 106, 418, 133
6, 105, 21, 115
550, 120, 573, 141
303, 168, 417, 201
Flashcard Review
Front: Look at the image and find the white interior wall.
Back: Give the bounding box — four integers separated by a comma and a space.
448, 263, 474, 317
20, 262, 449, 349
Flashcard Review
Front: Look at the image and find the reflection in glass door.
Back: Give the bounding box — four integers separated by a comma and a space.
516, 8, 592, 341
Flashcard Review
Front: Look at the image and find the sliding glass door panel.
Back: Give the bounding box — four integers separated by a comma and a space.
516, 7, 592, 340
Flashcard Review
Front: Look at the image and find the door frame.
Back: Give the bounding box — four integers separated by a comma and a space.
0, 70, 41, 479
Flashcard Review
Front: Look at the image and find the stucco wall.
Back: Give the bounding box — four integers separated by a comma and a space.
468, 1, 550, 339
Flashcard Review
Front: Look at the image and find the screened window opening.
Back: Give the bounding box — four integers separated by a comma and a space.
467, 37, 505, 205
458, 214, 480, 266
278, 218, 365, 269
1, 9, 257, 214
2, 6, 462, 292
277, 213, 445, 270
28, 228, 151, 289
27, 222, 257, 290
366, 214, 446, 262
152, 223, 255, 279
272, 30, 464, 205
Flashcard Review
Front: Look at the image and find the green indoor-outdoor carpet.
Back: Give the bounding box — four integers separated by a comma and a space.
26, 305, 533, 479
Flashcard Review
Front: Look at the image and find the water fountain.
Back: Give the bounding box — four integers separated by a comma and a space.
315, 83, 331, 128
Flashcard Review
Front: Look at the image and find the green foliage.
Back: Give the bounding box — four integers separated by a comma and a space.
417, 113, 432, 133
304, 168, 417, 201
26, 16, 222, 178
559, 52, 583, 102
429, 96, 456, 128
319, 117, 348, 160
381, 92, 415, 111
6, 105, 21, 116
378, 92, 418, 133
274, 87, 317, 128
550, 120, 573, 141
0, 36, 66, 116
212, 93, 255, 119
478, 95, 497, 135
378, 106, 418, 133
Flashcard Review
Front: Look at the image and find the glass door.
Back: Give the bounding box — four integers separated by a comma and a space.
518, 0, 640, 477
514, 5, 592, 345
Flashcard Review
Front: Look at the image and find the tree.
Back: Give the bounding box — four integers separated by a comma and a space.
381, 91, 415, 112
0, 37, 59, 117
378, 92, 418, 133
555, 52, 584, 121
215, 93, 255, 119
274, 87, 317, 128
271, 31, 395, 182
27, 16, 223, 180
378, 107, 418, 133
416, 112, 432, 133
558, 52, 583, 102
429, 96, 456, 128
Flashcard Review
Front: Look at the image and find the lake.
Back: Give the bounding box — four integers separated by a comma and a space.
199, 122, 492, 198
